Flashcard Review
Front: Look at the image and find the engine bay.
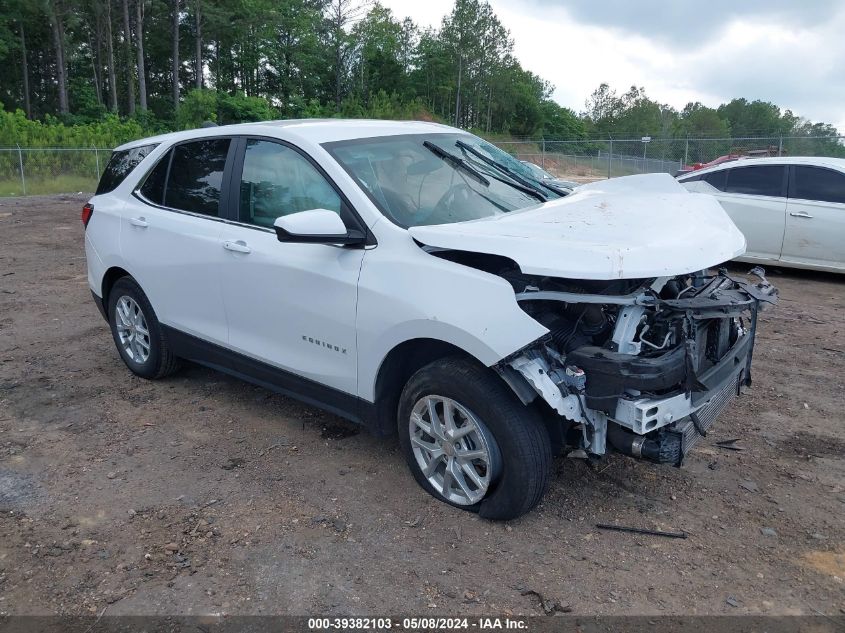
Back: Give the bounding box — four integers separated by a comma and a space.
497, 264, 778, 464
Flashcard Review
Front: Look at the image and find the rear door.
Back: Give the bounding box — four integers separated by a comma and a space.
715, 165, 788, 262
781, 165, 845, 270
121, 138, 234, 345
217, 137, 365, 396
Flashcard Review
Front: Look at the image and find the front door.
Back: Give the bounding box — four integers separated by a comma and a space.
218, 138, 365, 396
716, 164, 788, 262
781, 165, 845, 270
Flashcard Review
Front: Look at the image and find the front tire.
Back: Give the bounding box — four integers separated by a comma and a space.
398, 357, 552, 520
108, 277, 180, 379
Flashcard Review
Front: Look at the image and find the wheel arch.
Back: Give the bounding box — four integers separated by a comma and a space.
101, 266, 133, 309
369, 337, 497, 436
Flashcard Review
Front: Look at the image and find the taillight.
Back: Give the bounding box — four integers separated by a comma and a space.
81, 203, 94, 229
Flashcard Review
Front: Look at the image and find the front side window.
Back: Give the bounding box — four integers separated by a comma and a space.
325, 133, 557, 228
791, 166, 845, 204
239, 140, 341, 227
96, 144, 157, 195
725, 166, 784, 197
703, 170, 728, 191
164, 139, 230, 216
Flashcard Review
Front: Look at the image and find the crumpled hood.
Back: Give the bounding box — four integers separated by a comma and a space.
408, 173, 746, 280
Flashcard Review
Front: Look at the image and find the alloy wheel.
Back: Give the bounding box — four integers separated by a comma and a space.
114, 295, 151, 364
409, 395, 500, 506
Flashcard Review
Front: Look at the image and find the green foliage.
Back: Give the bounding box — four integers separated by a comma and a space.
0, 105, 150, 147
673, 102, 731, 138
0, 0, 841, 161
218, 92, 278, 124
583, 84, 677, 139
350, 4, 409, 101
176, 89, 279, 129
176, 89, 219, 130
345, 90, 433, 121
539, 101, 585, 139
717, 98, 793, 137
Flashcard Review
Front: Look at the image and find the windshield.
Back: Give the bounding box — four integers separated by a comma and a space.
522, 162, 553, 180
324, 133, 561, 228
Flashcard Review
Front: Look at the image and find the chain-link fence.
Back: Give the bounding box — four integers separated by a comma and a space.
0, 147, 110, 197
491, 135, 845, 182
1, 136, 844, 196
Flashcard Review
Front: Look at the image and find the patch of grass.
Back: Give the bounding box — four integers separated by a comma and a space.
0, 175, 97, 197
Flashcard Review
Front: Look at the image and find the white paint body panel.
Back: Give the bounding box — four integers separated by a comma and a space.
410, 174, 746, 280
680, 180, 786, 261
354, 228, 548, 401
274, 209, 348, 237
781, 198, 845, 270
217, 224, 363, 395
119, 194, 230, 345
84, 196, 123, 297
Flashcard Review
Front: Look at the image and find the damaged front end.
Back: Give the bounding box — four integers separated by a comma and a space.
496, 266, 778, 465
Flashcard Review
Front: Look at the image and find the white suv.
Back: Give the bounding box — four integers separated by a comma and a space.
84, 120, 776, 519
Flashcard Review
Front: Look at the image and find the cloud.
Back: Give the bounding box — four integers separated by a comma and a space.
527, 0, 841, 46
380, 0, 845, 131
687, 18, 845, 128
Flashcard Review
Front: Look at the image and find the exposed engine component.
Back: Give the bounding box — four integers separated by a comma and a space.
606, 424, 682, 465
500, 266, 777, 464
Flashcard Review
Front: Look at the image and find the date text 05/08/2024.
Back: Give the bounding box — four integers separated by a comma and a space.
308, 617, 528, 630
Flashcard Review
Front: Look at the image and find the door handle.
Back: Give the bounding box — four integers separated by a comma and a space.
789, 211, 813, 218
129, 216, 148, 228
223, 240, 251, 254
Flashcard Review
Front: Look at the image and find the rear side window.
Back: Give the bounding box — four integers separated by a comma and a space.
138, 149, 171, 205
96, 144, 157, 194
791, 166, 845, 204
725, 166, 784, 197
164, 139, 231, 216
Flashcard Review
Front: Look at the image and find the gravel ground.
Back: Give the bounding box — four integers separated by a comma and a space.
0, 194, 843, 617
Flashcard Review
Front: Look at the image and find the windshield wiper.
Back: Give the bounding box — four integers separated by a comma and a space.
422, 141, 490, 187
455, 140, 556, 201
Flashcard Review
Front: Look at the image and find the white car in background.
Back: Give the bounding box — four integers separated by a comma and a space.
83, 120, 776, 519
678, 157, 845, 273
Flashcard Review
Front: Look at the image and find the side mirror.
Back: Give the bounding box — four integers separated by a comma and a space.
273, 209, 366, 246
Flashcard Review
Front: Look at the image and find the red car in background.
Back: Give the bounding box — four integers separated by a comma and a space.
675, 147, 782, 177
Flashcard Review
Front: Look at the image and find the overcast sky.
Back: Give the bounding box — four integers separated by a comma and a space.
380, 0, 845, 132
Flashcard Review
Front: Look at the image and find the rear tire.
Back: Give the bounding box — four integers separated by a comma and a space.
398, 356, 552, 520
107, 277, 180, 379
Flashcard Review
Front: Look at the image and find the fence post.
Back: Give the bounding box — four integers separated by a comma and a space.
607, 138, 613, 179
16, 144, 26, 196
541, 138, 546, 169
684, 137, 689, 167
778, 136, 783, 157
94, 145, 101, 179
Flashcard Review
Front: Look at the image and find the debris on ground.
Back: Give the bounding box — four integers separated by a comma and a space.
739, 480, 760, 493
221, 457, 246, 470
595, 524, 687, 539
520, 589, 573, 615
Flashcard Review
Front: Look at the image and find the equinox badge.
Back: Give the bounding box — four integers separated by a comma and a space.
302, 335, 347, 355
